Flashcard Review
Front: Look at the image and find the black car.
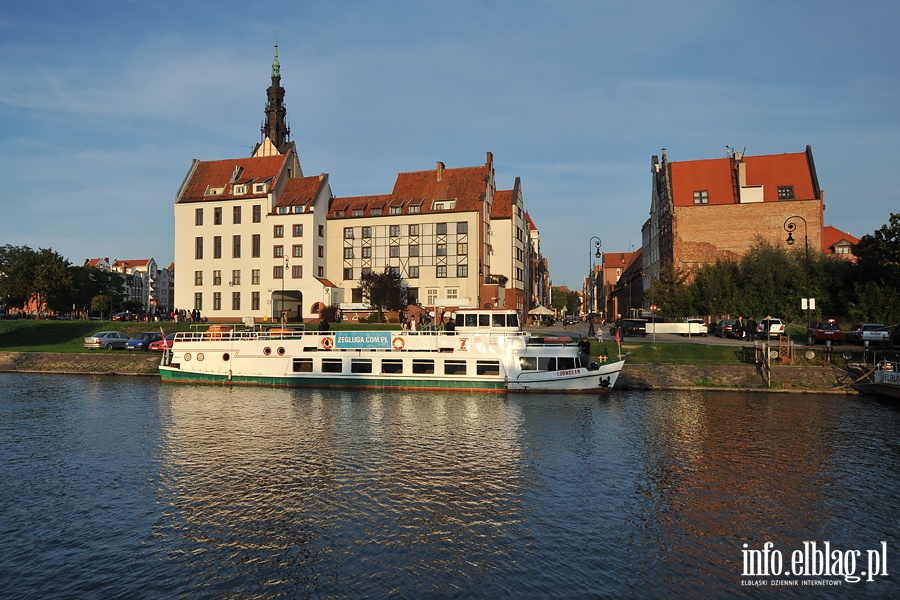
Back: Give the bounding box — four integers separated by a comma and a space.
611, 318, 647, 337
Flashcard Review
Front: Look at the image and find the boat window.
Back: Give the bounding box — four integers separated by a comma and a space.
507, 314, 519, 328
444, 360, 467, 375
412, 359, 435, 374
292, 358, 313, 373
381, 359, 403, 374
476, 360, 500, 376
538, 357, 557, 371
322, 358, 343, 373
558, 357, 576, 370
492, 314, 506, 328
520, 357, 537, 371
351, 359, 373, 374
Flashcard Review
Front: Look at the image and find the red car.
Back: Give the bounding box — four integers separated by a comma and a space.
809, 320, 842, 344
148, 333, 176, 352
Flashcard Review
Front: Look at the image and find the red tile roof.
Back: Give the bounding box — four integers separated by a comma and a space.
274, 174, 329, 209
178, 153, 291, 203
670, 151, 818, 207
328, 159, 491, 218
823, 225, 859, 251
491, 190, 514, 218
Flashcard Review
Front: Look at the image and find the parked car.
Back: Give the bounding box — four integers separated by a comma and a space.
851, 323, 890, 345
563, 316, 579, 325
809, 320, 842, 344
757, 317, 785, 339
715, 319, 735, 338
684, 318, 708, 336
148, 333, 177, 352
125, 331, 163, 351
611, 318, 647, 337
83, 330, 130, 350
112, 311, 135, 321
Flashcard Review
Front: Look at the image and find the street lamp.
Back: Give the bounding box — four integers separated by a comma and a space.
587, 237, 602, 336
784, 215, 812, 344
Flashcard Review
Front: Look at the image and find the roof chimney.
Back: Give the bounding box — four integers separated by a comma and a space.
436, 161, 445, 182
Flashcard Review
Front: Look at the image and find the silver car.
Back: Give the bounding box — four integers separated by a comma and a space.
858, 324, 890, 345
83, 330, 130, 350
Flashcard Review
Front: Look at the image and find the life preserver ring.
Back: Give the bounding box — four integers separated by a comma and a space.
321, 336, 334, 350
392, 337, 405, 351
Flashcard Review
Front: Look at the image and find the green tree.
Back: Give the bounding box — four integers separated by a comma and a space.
551, 287, 579, 316
645, 263, 692, 318
359, 268, 407, 320
91, 294, 112, 318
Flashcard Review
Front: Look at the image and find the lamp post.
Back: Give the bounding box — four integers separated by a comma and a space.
784, 215, 812, 344
587, 237, 602, 336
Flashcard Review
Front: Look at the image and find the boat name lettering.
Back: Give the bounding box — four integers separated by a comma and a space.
885, 371, 900, 384
557, 369, 580, 376
335, 332, 392, 349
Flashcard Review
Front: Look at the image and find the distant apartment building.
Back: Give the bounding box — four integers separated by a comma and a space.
111, 258, 170, 316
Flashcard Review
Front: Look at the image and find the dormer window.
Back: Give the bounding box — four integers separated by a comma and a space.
278, 207, 288, 214
778, 185, 795, 200
431, 199, 455, 210
372, 208, 381, 216
390, 206, 402, 215
253, 183, 267, 194
354, 209, 363, 217
409, 204, 421, 214
204, 186, 224, 196
232, 184, 246, 195
293, 206, 304, 213
335, 210, 343, 217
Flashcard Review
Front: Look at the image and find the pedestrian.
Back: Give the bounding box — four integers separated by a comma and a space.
318, 316, 330, 332
444, 317, 456, 333
409, 315, 417, 332
578, 337, 591, 367
747, 318, 758, 341
735, 317, 745, 340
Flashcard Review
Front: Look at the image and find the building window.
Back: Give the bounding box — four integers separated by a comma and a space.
409, 266, 419, 278
362, 246, 372, 258
362, 226, 372, 238
372, 208, 381, 216
344, 267, 353, 280
457, 264, 468, 277
390, 206, 401, 215
436, 243, 447, 256
195, 237, 203, 260
389, 225, 400, 237
233, 206, 241, 224
194, 271, 203, 285
213, 270, 221, 285
409, 244, 419, 257
214, 207, 222, 225
274, 225, 284, 238
436, 222, 447, 235
252, 234, 261, 258
195, 208, 203, 226
293, 205, 303, 214
361, 267, 371, 276
446, 288, 458, 300
232, 270, 240, 285
409, 204, 420, 214
274, 265, 284, 279
457, 222, 467, 234
390, 245, 400, 258
194, 292, 202, 311
292, 265, 302, 279
426, 288, 438, 305
436, 265, 447, 278
389, 266, 400, 276
318, 225, 324, 237
344, 227, 354, 239
353, 209, 363, 217
335, 211, 343, 217
693, 190, 709, 204
213, 292, 221, 311
232, 235, 241, 258
292, 224, 303, 237
274, 245, 284, 258
778, 185, 795, 200
213, 236, 222, 259
251, 269, 260, 285
457, 243, 467, 255
318, 245, 324, 258
318, 266, 324, 277
232, 292, 240, 311
344, 247, 354, 259
252, 205, 261, 223
292, 244, 303, 258
252, 291, 260, 310
409, 224, 419, 236
278, 207, 287, 214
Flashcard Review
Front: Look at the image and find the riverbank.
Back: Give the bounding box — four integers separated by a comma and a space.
0, 351, 869, 393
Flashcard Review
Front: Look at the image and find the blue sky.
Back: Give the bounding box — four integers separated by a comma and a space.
1, 0, 897, 288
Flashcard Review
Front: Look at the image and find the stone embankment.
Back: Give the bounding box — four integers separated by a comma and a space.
0, 351, 869, 393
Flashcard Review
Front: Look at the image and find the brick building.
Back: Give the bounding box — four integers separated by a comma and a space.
643, 146, 825, 307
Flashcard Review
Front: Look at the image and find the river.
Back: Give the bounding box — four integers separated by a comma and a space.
0, 373, 897, 598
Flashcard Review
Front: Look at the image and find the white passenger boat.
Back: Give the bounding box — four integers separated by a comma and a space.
159, 309, 624, 392
868, 360, 900, 399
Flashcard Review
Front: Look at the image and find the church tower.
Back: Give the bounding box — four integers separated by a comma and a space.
253, 42, 302, 176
